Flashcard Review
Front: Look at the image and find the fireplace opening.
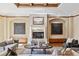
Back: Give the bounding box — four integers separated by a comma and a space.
32, 32, 44, 39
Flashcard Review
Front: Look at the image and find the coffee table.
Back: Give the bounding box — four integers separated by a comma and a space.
26, 46, 52, 54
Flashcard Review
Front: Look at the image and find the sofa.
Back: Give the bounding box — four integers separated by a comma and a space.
66, 39, 79, 48
0, 40, 18, 56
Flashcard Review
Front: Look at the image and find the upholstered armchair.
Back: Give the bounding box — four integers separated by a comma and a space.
19, 38, 27, 44
18, 38, 27, 48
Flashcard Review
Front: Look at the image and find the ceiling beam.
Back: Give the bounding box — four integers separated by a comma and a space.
15, 3, 60, 8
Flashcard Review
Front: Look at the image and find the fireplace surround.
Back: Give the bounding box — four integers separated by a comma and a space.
28, 14, 47, 44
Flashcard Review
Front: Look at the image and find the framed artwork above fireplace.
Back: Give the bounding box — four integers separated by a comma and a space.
33, 17, 44, 25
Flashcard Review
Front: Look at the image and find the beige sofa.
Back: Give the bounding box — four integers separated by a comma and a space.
0, 40, 18, 56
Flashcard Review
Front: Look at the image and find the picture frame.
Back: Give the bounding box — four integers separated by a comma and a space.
33, 17, 44, 25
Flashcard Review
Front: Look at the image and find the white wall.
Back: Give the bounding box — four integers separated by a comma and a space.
0, 17, 4, 42
73, 16, 79, 40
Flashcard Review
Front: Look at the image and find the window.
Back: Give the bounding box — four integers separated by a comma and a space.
51, 23, 63, 35
14, 23, 25, 34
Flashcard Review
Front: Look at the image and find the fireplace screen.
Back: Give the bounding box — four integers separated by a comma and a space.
32, 32, 44, 39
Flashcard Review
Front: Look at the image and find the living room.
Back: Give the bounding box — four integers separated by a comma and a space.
0, 2, 79, 56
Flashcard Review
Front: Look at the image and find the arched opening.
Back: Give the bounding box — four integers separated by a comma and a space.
48, 19, 66, 47
49, 19, 65, 36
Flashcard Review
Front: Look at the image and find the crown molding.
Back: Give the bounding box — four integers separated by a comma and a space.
0, 14, 79, 18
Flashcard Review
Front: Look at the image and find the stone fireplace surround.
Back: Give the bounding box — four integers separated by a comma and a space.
28, 14, 47, 45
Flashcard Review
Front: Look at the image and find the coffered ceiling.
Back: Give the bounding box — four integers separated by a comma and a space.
0, 3, 79, 16
15, 3, 60, 8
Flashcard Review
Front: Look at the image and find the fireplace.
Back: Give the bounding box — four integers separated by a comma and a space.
32, 32, 44, 39
28, 14, 47, 44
